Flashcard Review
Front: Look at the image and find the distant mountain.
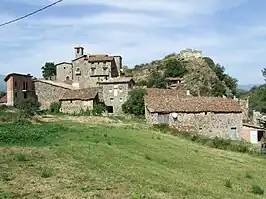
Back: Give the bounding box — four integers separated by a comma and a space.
237, 84, 262, 91
0, 75, 6, 92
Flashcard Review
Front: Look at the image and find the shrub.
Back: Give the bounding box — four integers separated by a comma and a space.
245, 172, 252, 179
16, 97, 40, 117
15, 154, 27, 162
49, 101, 61, 114
40, 167, 53, 178
122, 89, 146, 116
225, 179, 232, 188
251, 185, 264, 195
91, 102, 107, 116
153, 124, 170, 133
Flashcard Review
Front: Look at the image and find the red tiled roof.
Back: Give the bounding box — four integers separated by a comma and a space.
60, 87, 99, 101
0, 95, 7, 103
145, 89, 243, 113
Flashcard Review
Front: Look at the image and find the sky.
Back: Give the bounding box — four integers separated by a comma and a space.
0, 0, 265, 85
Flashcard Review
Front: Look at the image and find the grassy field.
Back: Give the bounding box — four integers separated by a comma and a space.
1, 116, 266, 198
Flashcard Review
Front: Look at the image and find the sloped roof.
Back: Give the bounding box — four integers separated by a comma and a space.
34, 79, 76, 90
60, 87, 99, 101
99, 77, 134, 84
73, 54, 114, 62
0, 95, 7, 103
145, 88, 243, 113
4, 73, 32, 82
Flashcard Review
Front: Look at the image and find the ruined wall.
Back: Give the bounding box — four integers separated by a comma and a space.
56, 63, 73, 82
6, 75, 35, 106
60, 99, 94, 114
101, 82, 131, 113
34, 81, 70, 110
146, 109, 243, 139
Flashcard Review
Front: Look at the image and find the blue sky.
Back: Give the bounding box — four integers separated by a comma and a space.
0, 0, 265, 85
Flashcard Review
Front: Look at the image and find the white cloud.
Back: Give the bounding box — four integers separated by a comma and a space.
0, 0, 265, 84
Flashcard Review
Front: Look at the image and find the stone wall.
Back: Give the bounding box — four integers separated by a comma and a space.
60, 99, 94, 114
146, 108, 243, 139
71, 58, 119, 88
56, 63, 73, 82
238, 98, 249, 121
34, 80, 70, 110
101, 82, 132, 113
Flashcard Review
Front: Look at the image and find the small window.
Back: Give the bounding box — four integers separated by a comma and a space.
91, 68, 95, 75
205, 112, 207, 115
109, 89, 112, 93
91, 62, 95, 64
64, 67, 66, 69
70, 100, 73, 103
14, 92, 17, 98
119, 98, 123, 102
76, 48, 80, 53
110, 98, 114, 102
119, 88, 123, 93
23, 92, 27, 99
97, 62, 100, 64
14, 81, 17, 87
76, 67, 80, 72
23, 82, 26, 90
66, 76, 70, 80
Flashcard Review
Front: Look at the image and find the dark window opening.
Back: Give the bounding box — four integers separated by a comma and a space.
258, 131, 264, 142
23, 92, 27, 99
64, 67, 66, 69
14, 81, 17, 87
77, 48, 80, 53
107, 106, 113, 113
91, 68, 95, 75
205, 112, 207, 115
66, 76, 70, 80
23, 82, 26, 90
110, 97, 114, 101
14, 92, 17, 98
70, 100, 73, 103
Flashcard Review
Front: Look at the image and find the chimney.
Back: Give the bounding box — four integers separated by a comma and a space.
186, 89, 190, 96
74, 46, 84, 58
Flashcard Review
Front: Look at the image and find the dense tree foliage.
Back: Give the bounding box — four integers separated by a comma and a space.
122, 89, 146, 116
147, 70, 167, 89
41, 62, 56, 80
164, 58, 188, 78
249, 86, 266, 113
0, 91, 6, 98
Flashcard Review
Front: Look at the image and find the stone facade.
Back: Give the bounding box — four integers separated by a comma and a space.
4, 73, 35, 106
146, 108, 243, 139
145, 88, 244, 139
55, 47, 122, 88
99, 77, 134, 114
34, 80, 72, 110
60, 99, 94, 114
239, 124, 265, 144
179, 48, 203, 59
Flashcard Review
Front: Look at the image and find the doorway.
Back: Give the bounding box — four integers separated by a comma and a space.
258, 130, 264, 142
107, 106, 114, 113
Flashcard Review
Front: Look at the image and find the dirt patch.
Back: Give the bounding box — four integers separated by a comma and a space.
33, 115, 114, 125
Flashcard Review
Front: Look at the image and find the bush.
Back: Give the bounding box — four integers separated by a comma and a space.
122, 89, 146, 116
91, 102, 107, 116
251, 185, 264, 195
225, 179, 232, 188
153, 124, 170, 133
15, 154, 27, 162
49, 101, 61, 114
16, 97, 40, 117
40, 167, 53, 178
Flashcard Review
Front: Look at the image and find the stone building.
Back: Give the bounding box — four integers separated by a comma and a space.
34, 79, 76, 110
59, 87, 99, 114
239, 123, 265, 144
165, 77, 184, 89
4, 73, 35, 106
56, 46, 122, 88
179, 48, 203, 59
145, 88, 243, 139
99, 77, 134, 114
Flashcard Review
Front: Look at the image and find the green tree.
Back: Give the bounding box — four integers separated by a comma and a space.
249, 86, 266, 113
203, 57, 216, 70
122, 89, 146, 116
211, 80, 226, 97
164, 58, 188, 78
0, 91, 6, 98
262, 68, 266, 82
147, 70, 167, 88
223, 74, 238, 95
41, 62, 56, 80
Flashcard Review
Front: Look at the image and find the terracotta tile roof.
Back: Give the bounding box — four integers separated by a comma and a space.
34, 79, 76, 90
60, 87, 99, 101
87, 55, 114, 62
0, 95, 7, 103
99, 77, 134, 84
146, 88, 189, 98
145, 89, 243, 113
4, 73, 32, 82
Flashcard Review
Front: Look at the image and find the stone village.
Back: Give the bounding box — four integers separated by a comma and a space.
1, 47, 264, 144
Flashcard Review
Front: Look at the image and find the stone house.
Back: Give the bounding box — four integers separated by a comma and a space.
34, 79, 76, 110
239, 123, 265, 144
145, 88, 243, 139
165, 77, 184, 89
59, 87, 99, 114
4, 73, 35, 106
99, 77, 134, 114
56, 46, 122, 88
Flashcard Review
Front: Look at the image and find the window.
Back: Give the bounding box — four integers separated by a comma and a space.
205, 112, 207, 115
26, 82, 28, 90
91, 68, 95, 75
77, 48, 80, 53
119, 98, 123, 102
64, 67, 66, 69
14, 92, 17, 98
23, 82, 26, 90
14, 81, 17, 87
110, 97, 114, 102
119, 88, 123, 93
109, 89, 112, 93
66, 76, 70, 81
23, 92, 27, 99
70, 100, 73, 103
76, 67, 80, 72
